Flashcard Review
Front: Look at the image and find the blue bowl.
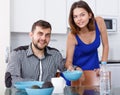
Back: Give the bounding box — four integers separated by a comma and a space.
25, 87, 54, 95
63, 70, 83, 81
14, 81, 44, 90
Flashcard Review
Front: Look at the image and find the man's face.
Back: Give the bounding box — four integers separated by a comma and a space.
30, 26, 51, 50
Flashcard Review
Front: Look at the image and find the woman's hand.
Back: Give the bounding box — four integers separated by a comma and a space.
67, 65, 74, 71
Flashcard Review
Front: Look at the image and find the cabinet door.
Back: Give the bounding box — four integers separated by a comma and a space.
67, 0, 96, 27
107, 64, 120, 87
10, 0, 44, 32
84, 0, 96, 15
96, 0, 119, 16
67, 0, 79, 27
45, 0, 67, 34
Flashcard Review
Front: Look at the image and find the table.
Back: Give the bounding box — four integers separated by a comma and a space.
5, 86, 120, 95
5, 88, 63, 95
64, 86, 120, 95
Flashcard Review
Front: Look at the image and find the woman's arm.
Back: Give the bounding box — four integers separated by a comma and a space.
96, 16, 109, 62
65, 32, 77, 70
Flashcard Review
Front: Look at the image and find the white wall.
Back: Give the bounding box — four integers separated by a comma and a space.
48, 34, 67, 58
10, 32, 30, 50
0, 0, 10, 94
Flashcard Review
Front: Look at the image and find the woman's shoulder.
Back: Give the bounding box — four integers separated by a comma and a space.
95, 16, 105, 24
67, 32, 77, 45
68, 32, 75, 39
95, 16, 106, 31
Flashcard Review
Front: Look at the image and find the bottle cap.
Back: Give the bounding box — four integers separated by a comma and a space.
101, 61, 107, 64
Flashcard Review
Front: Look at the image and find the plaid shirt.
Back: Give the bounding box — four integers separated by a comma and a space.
6, 44, 66, 86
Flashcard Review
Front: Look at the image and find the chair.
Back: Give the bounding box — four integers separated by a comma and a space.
71, 70, 100, 86
5, 72, 12, 87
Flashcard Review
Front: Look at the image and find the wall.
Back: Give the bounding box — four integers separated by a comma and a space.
48, 34, 67, 58
0, 0, 10, 94
10, 32, 31, 50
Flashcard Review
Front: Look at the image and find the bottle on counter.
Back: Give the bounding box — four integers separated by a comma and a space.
100, 61, 111, 95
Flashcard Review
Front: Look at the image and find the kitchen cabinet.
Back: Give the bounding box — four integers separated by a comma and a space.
10, 0, 45, 33
10, 0, 67, 34
107, 64, 120, 87
83, 0, 96, 14
45, 0, 67, 34
66, 0, 96, 27
66, 0, 79, 27
96, 0, 119, 16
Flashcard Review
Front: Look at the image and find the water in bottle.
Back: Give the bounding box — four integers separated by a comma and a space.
100, 62, 111, 95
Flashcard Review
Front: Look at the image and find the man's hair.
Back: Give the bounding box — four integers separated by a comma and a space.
31, 20, 52, 32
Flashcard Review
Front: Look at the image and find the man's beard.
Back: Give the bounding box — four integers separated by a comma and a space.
33, 42, 45, 51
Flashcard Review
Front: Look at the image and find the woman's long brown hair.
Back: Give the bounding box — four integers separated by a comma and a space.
69, 0, 95, 35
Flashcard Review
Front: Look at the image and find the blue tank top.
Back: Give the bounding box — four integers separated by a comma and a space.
73, 22, 100, 70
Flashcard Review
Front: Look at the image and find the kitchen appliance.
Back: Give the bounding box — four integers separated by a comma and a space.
103, 18, 117, 32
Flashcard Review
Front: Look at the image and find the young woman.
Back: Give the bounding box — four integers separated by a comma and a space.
65, 0, 109, 86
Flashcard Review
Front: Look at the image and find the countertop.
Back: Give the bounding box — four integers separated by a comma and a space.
103, 60, 120, 64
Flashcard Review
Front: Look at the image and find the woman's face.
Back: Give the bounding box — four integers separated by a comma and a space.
73, 8, 91, 29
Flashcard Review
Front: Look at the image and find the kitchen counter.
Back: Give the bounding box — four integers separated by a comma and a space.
107, 60, 120, 64
99, 60, 120, 64
5, 88, 63, 95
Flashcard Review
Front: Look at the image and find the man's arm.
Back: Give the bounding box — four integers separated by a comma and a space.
56, 51, 66, 72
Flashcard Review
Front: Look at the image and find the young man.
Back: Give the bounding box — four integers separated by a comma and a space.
5, 20, 66, 87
